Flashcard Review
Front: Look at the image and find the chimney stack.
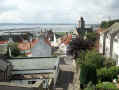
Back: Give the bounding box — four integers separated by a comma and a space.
78, 17, 85, 29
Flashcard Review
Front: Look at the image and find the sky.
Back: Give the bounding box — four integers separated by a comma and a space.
0, 0, 118, 24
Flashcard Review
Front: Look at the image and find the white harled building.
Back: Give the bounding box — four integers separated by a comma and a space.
99, 23, 119, 65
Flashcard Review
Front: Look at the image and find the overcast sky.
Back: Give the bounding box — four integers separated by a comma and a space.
0, 0, 118, 24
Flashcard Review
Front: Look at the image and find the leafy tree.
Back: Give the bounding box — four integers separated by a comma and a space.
67, 37, 93, 58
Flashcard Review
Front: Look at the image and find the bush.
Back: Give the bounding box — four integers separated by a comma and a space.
97, 66, 119, 82
96, 82, 117, 89
84, 82, 95, 90
86, 32, 97, 42
77, 50, 116, 69
77, 50, 105, 69
80, 64, 97, 85
8, 43, 20, 57
103, 58, 116, 68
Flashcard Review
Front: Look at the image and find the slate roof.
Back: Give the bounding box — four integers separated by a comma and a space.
107, 23, 119, 35
31, 36, 52, 57
0, 60, 8, 71
8, 57, 59, 74
102, 23, 119, 34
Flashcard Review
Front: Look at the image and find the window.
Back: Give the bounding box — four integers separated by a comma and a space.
28, 81, 36, 84
114, 38, 118, 42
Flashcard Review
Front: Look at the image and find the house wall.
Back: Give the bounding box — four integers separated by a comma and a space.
99, 33, 104, 54
105, 34, 111, 57
0, 65, 12, 82
112, 37, 119, 65
0, 71, 5, 81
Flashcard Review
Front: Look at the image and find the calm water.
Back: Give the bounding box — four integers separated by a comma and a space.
0, 23, 98, 32
0, 24, 77, 32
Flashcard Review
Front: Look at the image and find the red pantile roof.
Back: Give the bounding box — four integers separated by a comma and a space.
0, 40, 8, 44
96, 28, 104, 34
17, 39, 38, 51
61, 34, 72, 45
17, 37, 51, 51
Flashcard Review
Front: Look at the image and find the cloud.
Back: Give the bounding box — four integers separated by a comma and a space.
0, 0, 119, 23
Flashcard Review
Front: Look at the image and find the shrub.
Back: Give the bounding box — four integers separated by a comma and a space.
84, 82, 95, 90
96, 82, 117, 89
8, 43, 20, 57
77, 50, 116, 69
103, 58, 116, 68
80, 64, 97, 85
97, 66, 119, 82
77, 50, 105, 69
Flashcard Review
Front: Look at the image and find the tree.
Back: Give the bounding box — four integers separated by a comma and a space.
67, 37, 93, 58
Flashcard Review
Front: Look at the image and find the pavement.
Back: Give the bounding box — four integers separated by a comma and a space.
55, 56, 75, 90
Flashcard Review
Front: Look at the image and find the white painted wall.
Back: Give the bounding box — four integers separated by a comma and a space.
99, 33, 104, 54
105, 34, 111, 57
112, 37, 119, 65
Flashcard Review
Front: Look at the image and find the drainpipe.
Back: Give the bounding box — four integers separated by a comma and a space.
8, 47, 12, 58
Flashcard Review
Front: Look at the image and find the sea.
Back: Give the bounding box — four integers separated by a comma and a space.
0, 23, 99, 32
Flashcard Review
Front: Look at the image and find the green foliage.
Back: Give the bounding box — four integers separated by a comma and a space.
77, 50, 115, 69
84, 82, 95, 90
86, 32, 97, 42
100, 19, 119, 29
97, 66, 119, 82
56, 32, 65, 36
103, 58, 116, 68
77, 50, 105, 69
77, 50, 117, 88
0, 45, 8, 55
80, 64, 97, 85
67, 38, 93, 58
96, 82, 117, 89
8, 43, 20, 57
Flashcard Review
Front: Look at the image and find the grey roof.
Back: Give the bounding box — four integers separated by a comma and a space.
31, 36, 52, 57
101, 23, 119, 34
8, 57, 59, 73
116, 33, 119, 38
107, 23, 119, 34
12, 70, 55, 75
0, 60, 8, 71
